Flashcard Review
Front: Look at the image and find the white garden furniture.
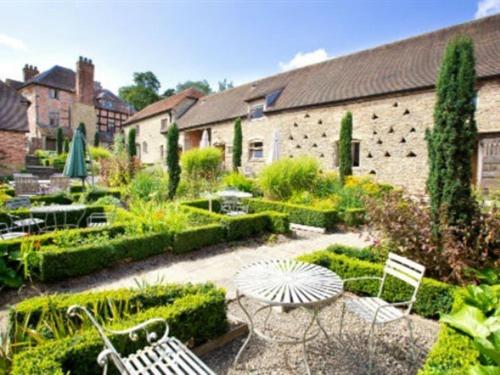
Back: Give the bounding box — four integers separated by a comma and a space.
234, 259, 343, 374
87, 212, 113, 228
0, 223, 26, 241
67, 305, 215, 375
29, 203, 87, 230
339, 252, 425, 373
5, 197, 45, 233
217, 189, 252, 216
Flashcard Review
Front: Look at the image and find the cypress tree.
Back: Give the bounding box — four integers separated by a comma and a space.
167, 123, 181, 200
232, 117, 242, 171
426, 36, 478, 230
127, 128, 137, 158
56, 127, 63, 155
63, 138, 70, 153
339, 111, 353, 184
94, 132, 100, 147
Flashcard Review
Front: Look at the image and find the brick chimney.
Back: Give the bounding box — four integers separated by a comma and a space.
23, 64, 39, 81
76, 56, 95, 105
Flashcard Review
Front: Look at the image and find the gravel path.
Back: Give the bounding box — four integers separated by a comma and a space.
0, 229, 371, 330
204, 295, 439, 374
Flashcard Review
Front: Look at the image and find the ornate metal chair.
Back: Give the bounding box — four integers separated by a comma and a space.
339, 252, 425, 373
14, 175, 40, 196
5, 197, 45, 233
67, 305, 215, 375
0, 223, 26, 241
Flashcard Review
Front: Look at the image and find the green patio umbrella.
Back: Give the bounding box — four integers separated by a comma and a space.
63, 128, 88, 186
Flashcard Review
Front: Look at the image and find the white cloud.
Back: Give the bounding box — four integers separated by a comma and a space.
475, 0, 500, 18
279, 48, 330, 71
0, 33, 26, 50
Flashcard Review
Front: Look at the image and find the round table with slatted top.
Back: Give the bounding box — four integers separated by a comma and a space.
233, 259, 344, 374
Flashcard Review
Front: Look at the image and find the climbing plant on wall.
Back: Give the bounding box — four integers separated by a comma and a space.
166, 123, 181, 199
339, 111, 353, 184
128, 128, 137, 158
232, 117, 242, 171
56, 127, 63, 155
426, 36, 478, 233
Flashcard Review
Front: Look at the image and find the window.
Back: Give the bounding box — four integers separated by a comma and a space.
161, 118, 168, 132
143, 141, 148, 154
249, 104, 264, 120
48, 111, 59, 127
265, 88, 283, 107
49, 89, 59, 99
249, 140, 264, 160
334, 140, 361, 168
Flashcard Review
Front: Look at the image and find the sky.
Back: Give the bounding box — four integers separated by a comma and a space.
0, 0, 499, 94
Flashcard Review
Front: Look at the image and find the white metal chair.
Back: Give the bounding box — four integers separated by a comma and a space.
67, 305, 215, 375
14, 175, 40, 196
5, 197, 45, 233
49, 174, 71, 193
338, 253, 425, 373
0, 223, 26, 241
87, 212, 113, 228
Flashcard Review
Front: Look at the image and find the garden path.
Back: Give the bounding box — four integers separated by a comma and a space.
0, 229, 371, 330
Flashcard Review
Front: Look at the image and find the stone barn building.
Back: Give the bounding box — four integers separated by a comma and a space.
127, 15, 500, 194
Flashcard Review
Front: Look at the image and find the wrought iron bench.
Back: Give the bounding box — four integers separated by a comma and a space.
67, 305, 216, 375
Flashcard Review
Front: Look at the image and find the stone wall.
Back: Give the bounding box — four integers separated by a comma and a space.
0, 130, 27, 175
71, 102, 97, 147
125, 112, 168, 164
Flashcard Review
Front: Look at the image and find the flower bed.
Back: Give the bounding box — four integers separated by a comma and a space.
9, 283, 227, 375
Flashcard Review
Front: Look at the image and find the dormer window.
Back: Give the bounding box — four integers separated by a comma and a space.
249, 104, 265, 120
49, 88, 59, 99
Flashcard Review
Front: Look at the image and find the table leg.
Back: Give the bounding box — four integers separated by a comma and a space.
233, 291, 254, 368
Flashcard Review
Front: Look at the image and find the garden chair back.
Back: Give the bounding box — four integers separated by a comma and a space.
49, 174, 71, 193
0, 223, 26, 240
14, 175, 40, 196
87, 212, 114, 228
5, 197, 31, 210
67, 305, 215, 375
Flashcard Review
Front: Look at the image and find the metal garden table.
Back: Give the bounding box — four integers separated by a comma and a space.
30, 204, 87, 230
233, 259, 344, 374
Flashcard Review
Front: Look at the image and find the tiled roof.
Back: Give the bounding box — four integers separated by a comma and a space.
5, 79, 24, 90
177, 14, 500, 129
0, 81, 29, 132
124, 88, 205, 125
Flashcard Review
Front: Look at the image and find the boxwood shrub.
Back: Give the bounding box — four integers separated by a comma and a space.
181, 198, 221, 213
10, 284, 227, 375
298, 250, 455, 318
248, 198, 339, 229
173, 224, 226, 254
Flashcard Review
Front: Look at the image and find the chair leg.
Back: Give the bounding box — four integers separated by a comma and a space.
406, 317, 416, 365
339, 302, 346, 338
368, 321, 377, 374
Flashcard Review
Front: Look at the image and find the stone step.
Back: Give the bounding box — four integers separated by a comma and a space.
25, 165, 59, 179
25, 155, 41, 166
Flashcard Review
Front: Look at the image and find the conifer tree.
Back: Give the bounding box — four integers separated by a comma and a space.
56, 127, 63, 155
167, 123, 181, 199
426, 36, 478, 230
232, 118, 242, 171
63, 138, 70, 153
128, 128, 137, 158
339, 111, 353, 184
94, 132, 100, 147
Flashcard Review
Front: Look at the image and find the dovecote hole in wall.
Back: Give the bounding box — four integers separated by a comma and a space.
372, 113, 378, 120
373, 130, 377, 135
377, 139, 383, 145
304, 114, 310, 118
410, 127, 416, 132
303, 134, 308, 139
393, 102, 398, 107
289, 135, 294, 140
400, 137, 406, 143
294, 123, 298, 127
318, 119, 323, 124
407, 151, 417, 157
384, 151, 391, 157
320, 153, 324, 158
388, 127, 394, 133
403, 109, 410, 115
367, 152, 373, 158
296, 144, 301, 149
321, 132, 327, 138
312, 143, 318, 148
369, 170, 376, 175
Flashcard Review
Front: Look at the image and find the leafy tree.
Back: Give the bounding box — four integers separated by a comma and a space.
175, 80, 212, 95
119, 71, 161, 111
93, 132, 99, 147
166, 123, 181, 199
339, 111, 353, 184
426, 36, 478, 230
232, 117, 242, 171
162, 88, 176, 98
56, 127, 63, 155
218, 78, 234, 92
63, 138, 70, 153
128, 128, 137, 158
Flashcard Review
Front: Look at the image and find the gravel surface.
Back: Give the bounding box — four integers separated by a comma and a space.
203, 295, 439, 375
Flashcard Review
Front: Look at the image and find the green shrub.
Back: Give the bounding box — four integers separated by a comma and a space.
222, 172, 255, 193
30, 193, 73, 205
128, 169, 168, 202
341, 207, 366, 226
325, 244, 386, 263
264, 211, 290, 234
180, 198, 221, 213
232, 118, 242, 171
10, 284, 227, 375
248, 198, 339, 228
222, 213, 270, 241
127, 127, 137, 158
173, 224, 226, 254
339, 112, 353, 184
166, 123, 181, 199
89, 146, 111, 161
181, 147, 222, 181
258, 156, 319, 200
298, 251, 455, 318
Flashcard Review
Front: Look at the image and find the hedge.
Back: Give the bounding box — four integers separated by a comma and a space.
10, 284, 227, 375
298, 250, 455, 318
418, 289, 480, 374
181, 198, 221, 213
248, 198, 339, 229
173, 224, 226, 254
38, 231, 173, 281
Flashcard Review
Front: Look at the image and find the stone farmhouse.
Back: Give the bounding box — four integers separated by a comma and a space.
5, 57, 134, 153
125, 15, 500, 194
0, 80, 30, 175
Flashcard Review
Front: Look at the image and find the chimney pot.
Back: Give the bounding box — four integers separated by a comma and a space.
76, 56, 95, 105
23, 64, 39, 81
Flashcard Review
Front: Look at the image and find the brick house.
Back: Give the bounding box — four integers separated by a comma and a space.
0, 80, 30, 175
6, 57, 134, 153
125, 15, 500, 193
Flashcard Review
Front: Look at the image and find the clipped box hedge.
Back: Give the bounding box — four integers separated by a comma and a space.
248, 198, 340, 229
298, 249, 455, 318
173, 224, 226, 254
10, 284, 227, 375
181, 198, 221, 213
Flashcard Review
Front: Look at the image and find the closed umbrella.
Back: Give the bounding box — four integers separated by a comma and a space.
200, 129, 210, 148
267, 130, 281, 164
63, 128, 88, 186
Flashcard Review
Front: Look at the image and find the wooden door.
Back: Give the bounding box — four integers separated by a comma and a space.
479, 136, 500, 193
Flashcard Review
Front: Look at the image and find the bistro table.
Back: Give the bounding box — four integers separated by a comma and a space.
217, 189, 253, 215
233, 259, 344, 374
29, 204, 87, 231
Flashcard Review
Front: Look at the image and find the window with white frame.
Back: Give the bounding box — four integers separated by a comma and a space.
49, 88, 59, 99
249, 140, 264, 160
249, 104, 265, 120
48, 111, 60, 127
143, 141, 148, 154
